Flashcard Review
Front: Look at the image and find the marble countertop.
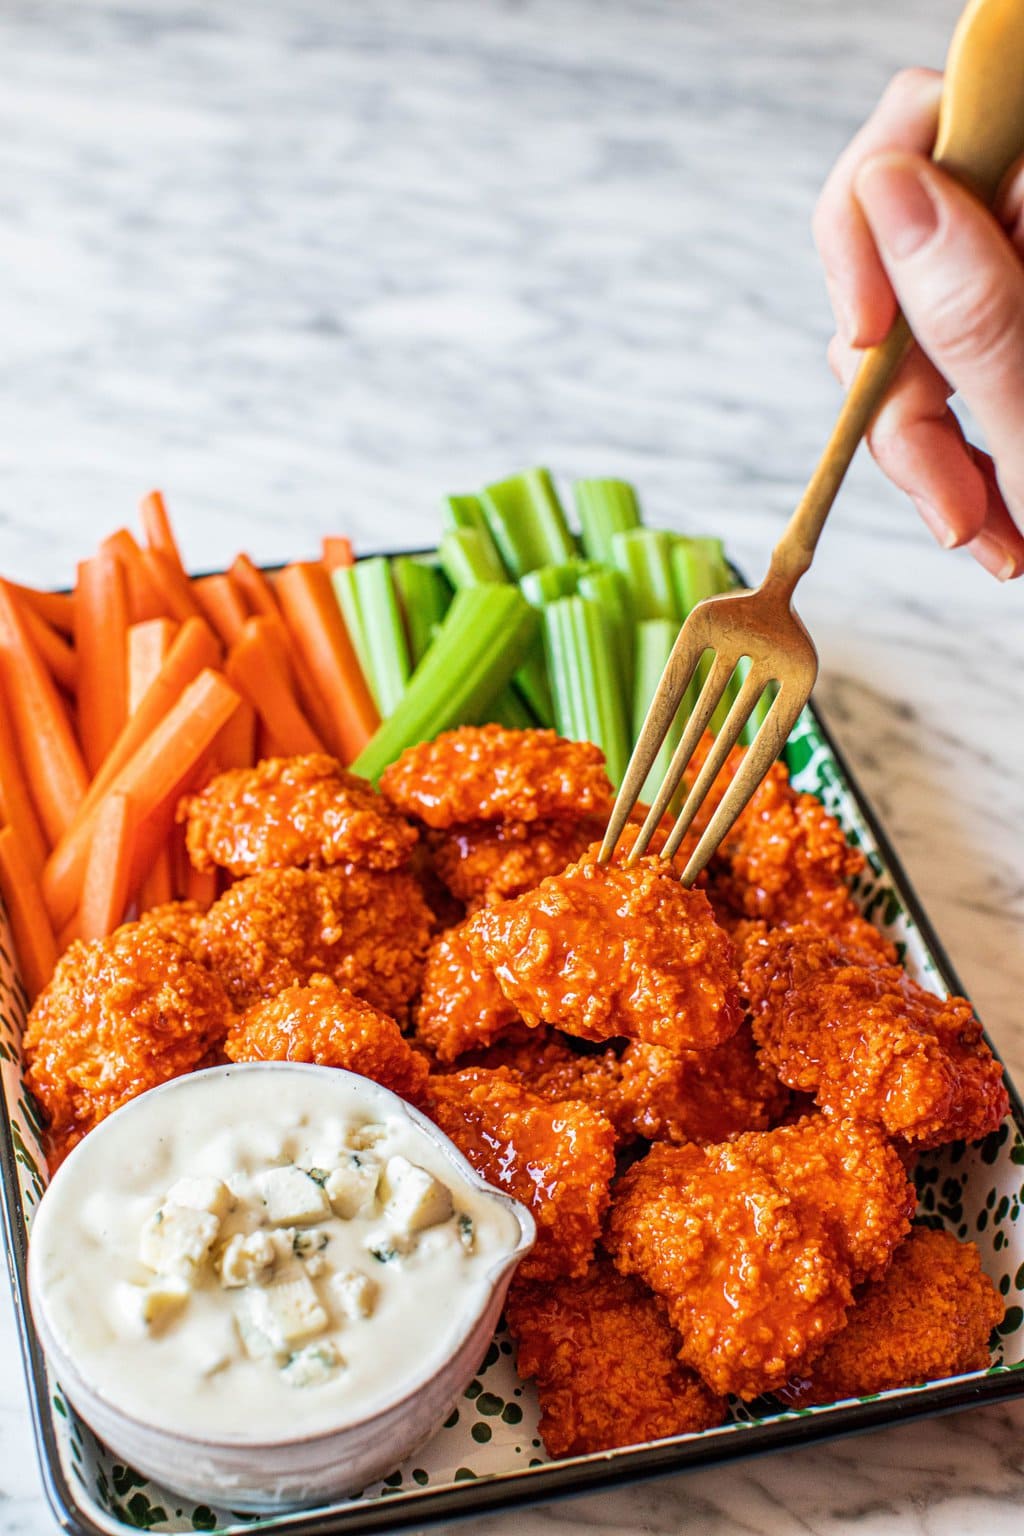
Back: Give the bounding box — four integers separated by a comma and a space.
2, 0, 1023, 1531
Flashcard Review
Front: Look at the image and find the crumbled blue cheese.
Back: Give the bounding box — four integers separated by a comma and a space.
328, 1269, 376, 1322
236, 1268, 328, 1356
218, 1230, 278, 1289
324, 1154, 380, 1219
115, 1276, 190, 1335
380, 1156, 454, 1235
139, 1203, 221, 1279
281, 1341, 341, 1388
252, 1166, 331, 1226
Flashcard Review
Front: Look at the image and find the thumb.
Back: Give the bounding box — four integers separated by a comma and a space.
855, 151, 1024, 505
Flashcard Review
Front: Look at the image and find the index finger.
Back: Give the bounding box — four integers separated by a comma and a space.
813, 68, 942, 345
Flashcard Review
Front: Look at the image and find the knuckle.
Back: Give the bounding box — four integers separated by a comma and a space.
924, 275, 1023, 374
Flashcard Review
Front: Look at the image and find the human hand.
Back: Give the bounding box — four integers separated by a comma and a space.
814, 67, 1024, 580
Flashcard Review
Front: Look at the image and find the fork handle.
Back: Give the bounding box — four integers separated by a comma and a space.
766, 0, 1024, 595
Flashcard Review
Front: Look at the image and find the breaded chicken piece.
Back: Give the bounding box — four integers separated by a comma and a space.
465, 1025, 786, 1147
427, 816, 604, 911
198, 865, 434, 1016
466, 854, 741, 1049
744, 926, 1009, 1150
427, 1067, 616, 1282
379, 725, 614, 829
134, 899, 206, 954
506, 1260, 727, 1457
23, 922, 232, 1165
412, 920, 524, 1064
605, 1116, 914, 1398
179, 755, 418, 876
225, 975, 430, 1105
779, 1227, 1003, 1407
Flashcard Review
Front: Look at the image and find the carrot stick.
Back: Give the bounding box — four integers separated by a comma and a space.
140, 547, 204, 624
57, 911, 80, 953
76, 552, 130, 774
213, 698, 255, 770
80, 616, 221, 817
193, 574, 248, 647
17, 604, 77, 694
0, 584, 88, 845
0, 826, 58, 1000
229, 553, 279, 618
275, 563, 379, 762
139, 490, 184, 569
0, 675, 47, 875
138, 844, 173, 913
78, 792, 137, 943
128, 618, 178, 714
43, 669, 240, 929
322, 536, 355, 572
225, 619, 326, 757
6, 585, 75, 637
101, 529, 168, 623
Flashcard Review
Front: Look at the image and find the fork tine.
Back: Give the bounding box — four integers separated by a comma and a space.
627, 651, 741, 862
659, 663, 769, 861
599, 623, 706, 862
677, 685, 807, 887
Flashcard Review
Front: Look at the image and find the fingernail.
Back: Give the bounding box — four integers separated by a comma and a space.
971, 531, 1019, 581
856, 156, 940, 260
913, 497, 959, 549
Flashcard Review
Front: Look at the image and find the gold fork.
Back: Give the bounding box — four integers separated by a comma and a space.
601, 0, 1024, 887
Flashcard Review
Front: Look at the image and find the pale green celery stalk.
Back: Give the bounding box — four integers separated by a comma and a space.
352, 586, 539, 781
331, 559, 410, 717
391, 556, 452, 668
480, 467, 577, 578
519, 560, 595, 608
486, 688, 537, 729
670, 536, 739, 735
736, 657, 777, 746
330, 567, 374, 692
574, 478, 642, 564
577, 566, 634, 711
610, 528, 679, 621
439, 527, 553, 725
441, 492, 489, 533
541, 595, 630, 786
633, 618, 683, 804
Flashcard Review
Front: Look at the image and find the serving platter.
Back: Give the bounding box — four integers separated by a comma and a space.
2, 580, 1024, 1535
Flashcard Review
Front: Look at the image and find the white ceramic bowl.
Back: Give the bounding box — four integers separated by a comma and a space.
28, 1063, 535, 1511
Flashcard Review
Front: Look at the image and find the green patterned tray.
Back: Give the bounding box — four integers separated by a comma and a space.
3, 701, 1024, 1536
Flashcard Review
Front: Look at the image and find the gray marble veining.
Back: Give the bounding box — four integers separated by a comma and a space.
2, 0, 1023, 1532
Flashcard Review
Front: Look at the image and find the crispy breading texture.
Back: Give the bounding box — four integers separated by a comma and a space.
427, 816, 604, 911
605, 1116, 915, 1399
198, 865, 433, 1016
23, 922, 232, 1165
744, 926, 1009, 1149
427, 1067, 616, 1282
225, 975, 430, 1105
465, 1025, 786, 1147
506, 1260, 727, 1457
135, 899, 206, 953
465, 854, 741, 1049
379, 725, 614, 829
412, 920, 524, 1064
779, 1227, 1004, 1407
179, 755, 418, 876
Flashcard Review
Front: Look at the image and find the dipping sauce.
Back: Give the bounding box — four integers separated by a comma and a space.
29, 1065, 525, 1442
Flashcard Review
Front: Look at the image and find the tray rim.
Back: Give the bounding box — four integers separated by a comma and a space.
4, 557, 1024, 1536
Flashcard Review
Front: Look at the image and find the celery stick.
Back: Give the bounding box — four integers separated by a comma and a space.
331, 567, 374, 689
574, 478, 642, 564
542, 595, 630, 786
671, 537, 739, 735
439, 527, 507, 588
441, 493, 488, 534
610, 528, 679, 622
331, 559, 410, 717
519, 560, 596, 608
392, 556, 452, 667
480, 468, 576, 578
577, 566, 634, 708
634, 618, 684, 804
486, 687, 537, 730
736, 657, 777, 746
352, 586, 539, 781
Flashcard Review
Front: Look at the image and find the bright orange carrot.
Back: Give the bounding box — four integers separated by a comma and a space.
229, 553, 278, 618
76, 552, 130, 774
140, 547, 204, 624
19, 605, 77, 694
57, 911, 80, 953
79, 792, 137, 943
127, 618, 178, 714
275, 563, 378, 763
213, 697, 255, 770
322, 536, 355, 572
0, 584, 88, 845
81, 617, 221, 817
139, 489, 184, 568
43, 669, 240, 929
193, 574, 248, 647
225, 619, 326, 757
138, 844, 173, 913
0, 675, 48, 875
6, 585, 75, 636
101, 529, 167, 623
0, 826, 58, 1000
